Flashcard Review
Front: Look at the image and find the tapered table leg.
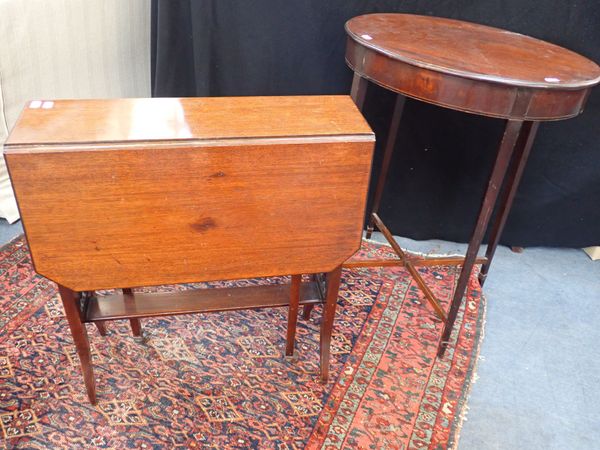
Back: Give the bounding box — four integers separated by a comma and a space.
129, 319, 142, 337
302, 305, 314, 320
57, 284, 97, 404
366, 95, 407, 238
94, 321, 107, 336
320, 266, 343, 383
123, 288, 142, 337
286, 275, 302, 356
479, 121, 540, 285
438, 120, 524, 358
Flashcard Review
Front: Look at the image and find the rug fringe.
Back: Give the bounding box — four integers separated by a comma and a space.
364, 234, 488, 450
361, 235, 469, 260
449, 289, 488, 450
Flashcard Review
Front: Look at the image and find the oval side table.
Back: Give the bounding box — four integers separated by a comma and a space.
344, 13, 600, 356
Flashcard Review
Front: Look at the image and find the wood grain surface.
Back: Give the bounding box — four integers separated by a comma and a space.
345, 14, 600, 120
86, 281, 322, 322
346, 14, 600, 89
5, 96, 372, 147
6, 97, 374, 291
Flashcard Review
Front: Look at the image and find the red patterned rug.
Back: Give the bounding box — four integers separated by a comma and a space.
0, 236, 484, 449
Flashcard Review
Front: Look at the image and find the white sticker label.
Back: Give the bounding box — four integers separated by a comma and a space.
42, 101, 54, 109
29, 100, 42, 109
544, 77, 560, 83
361, 34, 373, 40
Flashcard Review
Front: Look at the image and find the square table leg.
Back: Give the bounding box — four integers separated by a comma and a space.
320, 266, 343, 383
366, 94, 406, 238
437, 119, 525, 357
350, 74, 407, 240
286, 274, 302, 356
479, 121, 540, 285
94, 320, 107, 336
123, 288, 142, 337
57, 284, 97, 404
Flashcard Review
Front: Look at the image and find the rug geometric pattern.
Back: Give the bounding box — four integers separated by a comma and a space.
0, 237, 484, 449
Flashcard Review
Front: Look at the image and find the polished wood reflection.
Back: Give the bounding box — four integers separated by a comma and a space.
6, 96, 372, 148
6, 96, 375, 403
345, 13, 600, 119
6, 97, 374, 291
345, 13, 600, 359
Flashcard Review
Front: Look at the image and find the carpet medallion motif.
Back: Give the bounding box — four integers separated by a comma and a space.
0, 237, 484, 449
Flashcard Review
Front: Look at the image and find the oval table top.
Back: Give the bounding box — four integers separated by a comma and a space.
345, 14, 600, 120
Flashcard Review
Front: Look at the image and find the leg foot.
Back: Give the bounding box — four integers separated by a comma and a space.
302, 304, 314, 321
437, 340, 449, 358
286, 275, 301, 356
129, 319, 142, 338
477, 272, 488, 287
94, 321, 107, 336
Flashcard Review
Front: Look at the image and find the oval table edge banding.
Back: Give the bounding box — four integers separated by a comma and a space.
345, 13, 600, 121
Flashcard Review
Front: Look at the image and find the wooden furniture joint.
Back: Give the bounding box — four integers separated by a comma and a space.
5, 96, 375, 404
345, 13, 600, 357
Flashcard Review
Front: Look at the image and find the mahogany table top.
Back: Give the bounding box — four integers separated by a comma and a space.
345, 14, 600, 119
346, 14, 600, 89
6, 96, 373, 148
5, 96, 374, 291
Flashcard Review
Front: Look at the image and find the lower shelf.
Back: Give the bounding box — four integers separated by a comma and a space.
85, 281, 323, 322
